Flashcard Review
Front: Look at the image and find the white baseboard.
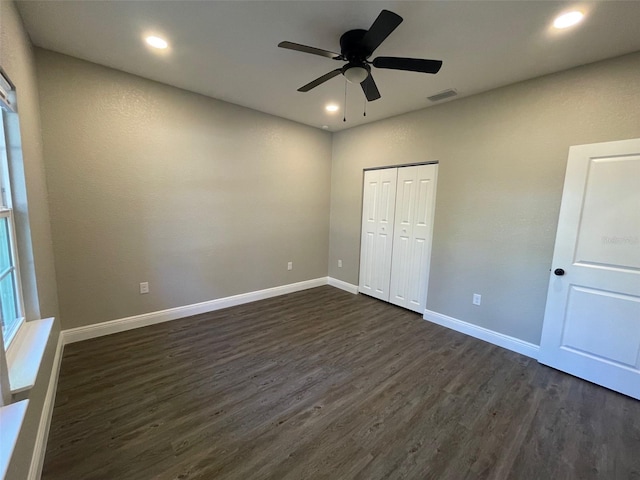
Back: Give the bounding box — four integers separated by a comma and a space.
327, 277, 358, 295
62, 277, 329, 344
423, 309, 539, 359
28, 333, 64, 480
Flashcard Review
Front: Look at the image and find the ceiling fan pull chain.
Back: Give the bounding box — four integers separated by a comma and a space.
343, 79, 348, 122
363, 93, 367, 117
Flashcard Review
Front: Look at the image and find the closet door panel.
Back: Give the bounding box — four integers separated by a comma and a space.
358, 168, 398, 301
407, 237, 427, 310
360, 232, 375, 291
373, 231, 392, 295
390, 167, 416, 308
390, 165, 438, 312
391, 234, 411, 303
408, 173, 436, 311
397, 178, 414, 226
378, 179, 395, 225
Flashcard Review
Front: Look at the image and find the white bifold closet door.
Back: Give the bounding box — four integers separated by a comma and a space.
358, 168, 398, 301
389, 164, 438, 313
358, 164, 438, 313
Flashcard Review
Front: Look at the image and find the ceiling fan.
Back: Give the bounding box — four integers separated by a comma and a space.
278, 10, 443, 102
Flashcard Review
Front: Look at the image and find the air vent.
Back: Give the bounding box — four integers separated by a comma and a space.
427, 88, 458, 102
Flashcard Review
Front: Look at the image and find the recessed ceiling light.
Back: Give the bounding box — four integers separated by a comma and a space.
553, 11, 584, 29
325, 104, 339, 113
321, 125, 329, 129
145, 35, 168, 49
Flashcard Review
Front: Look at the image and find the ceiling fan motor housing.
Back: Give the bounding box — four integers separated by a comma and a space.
339, 29, 371, 61
339, 29, 372, 83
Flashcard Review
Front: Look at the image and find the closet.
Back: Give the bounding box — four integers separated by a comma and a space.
358, 163, 438, 313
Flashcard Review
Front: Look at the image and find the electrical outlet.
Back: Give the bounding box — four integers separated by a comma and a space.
140, 282, 149, 294
473, 293, 481, 306
287, 261, 293, 271
338, 259, 343, 268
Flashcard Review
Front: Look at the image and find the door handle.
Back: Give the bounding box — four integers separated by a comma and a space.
554, 268, 565, 276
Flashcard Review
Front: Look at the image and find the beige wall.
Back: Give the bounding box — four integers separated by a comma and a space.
0, 1, 59, 322
0, 1, 60, 478
329, 52, 640, 345
35, 50, 332, 330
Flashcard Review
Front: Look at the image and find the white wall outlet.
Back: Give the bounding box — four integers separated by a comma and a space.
473, 293, 481, 306
140, 282, 149, 294
338, 259, 343, 268
287, 261, 293, 271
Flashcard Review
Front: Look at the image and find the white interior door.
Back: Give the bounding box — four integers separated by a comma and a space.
538, 138, 640, 400
358, 168, 398, 301
389, 164, 438, 313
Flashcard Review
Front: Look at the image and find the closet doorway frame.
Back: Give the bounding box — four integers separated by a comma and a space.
357, 161, 439, 313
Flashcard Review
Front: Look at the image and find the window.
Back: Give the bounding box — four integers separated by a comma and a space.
0, 71, 25, 348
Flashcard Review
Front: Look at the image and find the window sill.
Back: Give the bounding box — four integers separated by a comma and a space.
6, 317, 54, 397
0, 399, 29, 479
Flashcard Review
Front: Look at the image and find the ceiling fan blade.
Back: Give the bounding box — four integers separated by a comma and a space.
298, 69, 343, 92
361, 10, 403, 56
278, 41, 341, 60
361, 74, 381, 101
373, 57, 443, 74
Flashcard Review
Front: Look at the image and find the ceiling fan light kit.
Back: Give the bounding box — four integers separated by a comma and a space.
343, 65, 369, 84
278, 9, 443, 102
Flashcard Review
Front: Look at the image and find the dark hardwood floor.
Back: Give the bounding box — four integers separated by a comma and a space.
42, 286, 640, 480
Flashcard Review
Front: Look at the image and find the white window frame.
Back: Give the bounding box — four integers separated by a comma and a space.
0, 71, 26, 349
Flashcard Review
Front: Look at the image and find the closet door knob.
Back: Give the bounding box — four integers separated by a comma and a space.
554, 268, 565, 276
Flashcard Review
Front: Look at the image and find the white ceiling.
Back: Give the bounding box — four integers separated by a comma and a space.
16, 1, 640, 131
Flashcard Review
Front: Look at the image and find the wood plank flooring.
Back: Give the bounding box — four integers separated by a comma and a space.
42, 286, 640, 479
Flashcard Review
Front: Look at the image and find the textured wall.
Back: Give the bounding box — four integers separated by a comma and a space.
329, 52, 640, 345
0, 1, 60, 478
35, 50, 332, 330
0, 1, 59, 322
